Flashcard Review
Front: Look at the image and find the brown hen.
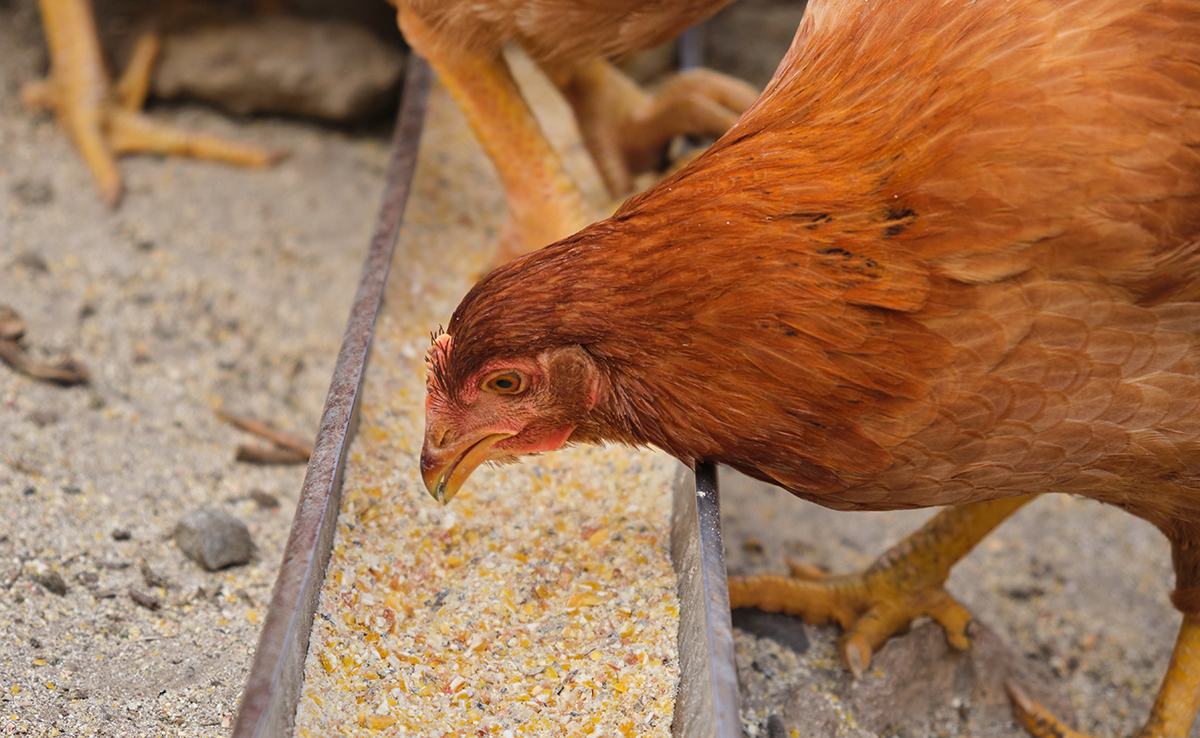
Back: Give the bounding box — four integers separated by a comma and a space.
420, 0, 1200, 735
390, 0, 758, 260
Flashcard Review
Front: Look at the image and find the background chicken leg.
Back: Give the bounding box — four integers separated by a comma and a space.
391, 0, 757, 261
398, 7, 590, 265
555, 58, 757, 198
22, 0, 281, 206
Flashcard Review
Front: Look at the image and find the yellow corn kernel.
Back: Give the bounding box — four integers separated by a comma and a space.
363, 715, 395, 729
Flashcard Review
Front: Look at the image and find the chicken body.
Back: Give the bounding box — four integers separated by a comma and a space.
423, 0, 1200, 734
391, 0, 758, 260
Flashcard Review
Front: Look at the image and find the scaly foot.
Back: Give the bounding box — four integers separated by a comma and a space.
23, 0, 282, 206
557, 59, 759, 198
728, 496, 1034, 676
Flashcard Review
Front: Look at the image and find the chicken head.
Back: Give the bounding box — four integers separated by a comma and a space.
421, 333, 601, 504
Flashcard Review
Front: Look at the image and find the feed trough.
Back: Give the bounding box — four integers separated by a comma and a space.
231, 55, 740, 738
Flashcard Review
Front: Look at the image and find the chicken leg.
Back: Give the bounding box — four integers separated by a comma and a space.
397, 7, 591, 265
22, 0, 281, 206
395, 6, 757, 262
727, 495, 1035, 677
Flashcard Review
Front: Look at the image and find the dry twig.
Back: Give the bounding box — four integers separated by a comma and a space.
216, 409, 313, 464
0, 305, 89, 386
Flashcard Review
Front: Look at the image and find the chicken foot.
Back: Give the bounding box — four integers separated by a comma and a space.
553, 59, 759, 199
22, 0, 282, 206
727, 494, 1035, 677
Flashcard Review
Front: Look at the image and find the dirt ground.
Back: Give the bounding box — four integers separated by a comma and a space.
0, 1, 1194, 737
1, 2, 391, 734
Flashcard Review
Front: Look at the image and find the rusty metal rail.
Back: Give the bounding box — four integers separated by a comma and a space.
231, 55, 432, 738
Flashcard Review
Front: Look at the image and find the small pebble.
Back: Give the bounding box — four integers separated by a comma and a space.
1, 568, 20, 589
249, 489, 280, 509
9, 251, 49, 273
34, 570, 67, 596
174, 508, 254, 571
129, 588, 161, 611
111, 529, 131, 541
732, 609, 810, 655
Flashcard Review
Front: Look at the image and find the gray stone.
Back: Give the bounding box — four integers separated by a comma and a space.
174, 508, 253, 571
154, 15, 406, 123
33, 569, 67, 596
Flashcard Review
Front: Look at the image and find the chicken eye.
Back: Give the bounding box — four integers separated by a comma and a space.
483, 371, 526, 395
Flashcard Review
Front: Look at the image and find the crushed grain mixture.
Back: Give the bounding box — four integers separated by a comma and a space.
294, 442, 680, 737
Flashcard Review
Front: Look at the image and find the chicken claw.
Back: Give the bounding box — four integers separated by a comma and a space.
557, 60, 759, 198
24, 0, 283, 206
1007, 681, 1088, 738
728, 495, 1035, 676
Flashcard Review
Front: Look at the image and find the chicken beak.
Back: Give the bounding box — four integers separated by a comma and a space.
421, 432, 513, 505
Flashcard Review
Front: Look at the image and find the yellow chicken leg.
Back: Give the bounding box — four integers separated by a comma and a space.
397, 8, 590, 263
22, 0, 282, 206
555, 59, 759, 198
728, 495, 1036, 677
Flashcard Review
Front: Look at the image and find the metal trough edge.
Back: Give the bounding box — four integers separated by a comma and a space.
671, 462, 741, 738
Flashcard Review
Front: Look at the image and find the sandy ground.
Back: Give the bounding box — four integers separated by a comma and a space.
1, 1, 1194, 737
1, 2, 391, 734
